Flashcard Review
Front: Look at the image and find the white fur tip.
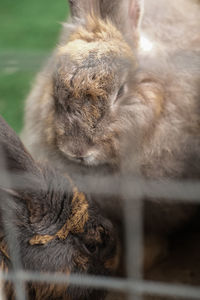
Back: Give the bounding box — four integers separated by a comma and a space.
139, 34, 154, 52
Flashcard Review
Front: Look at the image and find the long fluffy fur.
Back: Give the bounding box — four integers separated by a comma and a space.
21, 1, 200, 297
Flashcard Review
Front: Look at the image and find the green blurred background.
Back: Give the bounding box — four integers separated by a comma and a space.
0, 0, 69, 133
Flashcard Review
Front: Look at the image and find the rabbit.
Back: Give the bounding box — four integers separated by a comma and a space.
0, 115, 120, 300
20, 1, 200, 298
21, 0, 200, 233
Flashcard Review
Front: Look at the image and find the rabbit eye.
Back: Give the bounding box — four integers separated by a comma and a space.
117, 85, 125, 99
84, 243, 97, 255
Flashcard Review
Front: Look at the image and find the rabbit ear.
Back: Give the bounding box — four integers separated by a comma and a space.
68, 0, 100, 18
0, 116, 48, 226
69, 0, 143, 25
0, 116, 41, 178
0, 118, 51, 232
128, 0, 144, 28
68, 0, 143, 43
111, 0, 144, 41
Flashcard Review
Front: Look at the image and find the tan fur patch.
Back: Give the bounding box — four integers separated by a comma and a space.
32, 279, 71, 300
58, 16, 136, 100
29, 235, 55, 246
68, 72, 108, 100
45, 109, 56, 145
66, 191, 89, 234
0, 260, 8, 273
136, 81, 164, 117
59, 16, 133, 59
29, 186, 89, 245
82, 105, 101, 127
0, 240, 10, 261
73, 255, 88, 271
104, 244, 120, 272
0, 240, 10, 299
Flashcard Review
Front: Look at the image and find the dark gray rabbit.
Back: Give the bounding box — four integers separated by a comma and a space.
0, 115, 119, 299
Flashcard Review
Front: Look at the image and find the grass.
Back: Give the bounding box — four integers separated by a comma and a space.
0, 0, 69, 133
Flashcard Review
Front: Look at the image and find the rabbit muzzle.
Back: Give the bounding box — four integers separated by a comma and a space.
59, 145, 101, 166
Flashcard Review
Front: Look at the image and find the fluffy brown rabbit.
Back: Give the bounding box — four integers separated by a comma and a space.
21, 1, 200, 298
22, 0, 200, 231
0, 115, 119, 300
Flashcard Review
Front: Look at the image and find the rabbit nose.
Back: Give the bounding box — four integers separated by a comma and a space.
59, 144, 97, 165
75, 154, 95, 163
65, 152, 94, 163
72, 153, 98, 165
75, 156, 86, 162
64, 152, 85, 161
60, 145, 87, 160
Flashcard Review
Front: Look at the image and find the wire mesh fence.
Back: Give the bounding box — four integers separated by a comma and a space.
1, 0, 200, 299
0, 151, 200, 299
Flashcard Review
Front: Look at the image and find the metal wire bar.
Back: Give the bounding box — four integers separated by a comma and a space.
0, 282, 5, 300
1, 3, 200, 299
2, 172, 200, 203
0, 271, 200, 299
1, 167, 200, 299
0, 49, 199, 71
0, 131, 200, 300
123, 179, 143, 300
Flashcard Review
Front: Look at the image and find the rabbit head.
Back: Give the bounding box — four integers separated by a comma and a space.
49, 0, 162, 170
0, 116, 119, 299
